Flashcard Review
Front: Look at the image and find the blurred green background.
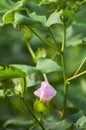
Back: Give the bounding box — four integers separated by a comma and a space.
0, 0, 86, 130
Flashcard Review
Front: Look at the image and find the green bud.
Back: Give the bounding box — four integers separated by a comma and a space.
23, 26, 33, 41
3, 11, 15, 24
15, 78, 25, 97
34, 99, 50, 116
33, 48, 46, 63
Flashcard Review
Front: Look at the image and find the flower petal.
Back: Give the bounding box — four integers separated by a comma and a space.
34, 81, 57, 103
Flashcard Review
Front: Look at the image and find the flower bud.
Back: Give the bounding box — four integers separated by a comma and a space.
34, 99, 50, 116
15, 78, 24, 97
15, 84, 23, 95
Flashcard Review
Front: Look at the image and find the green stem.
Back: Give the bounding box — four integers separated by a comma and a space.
61, 54, 68, 118
67, 71, 86, 82
60, 22, 68, 118
29, 27, 48, 46
51, 52, 57, 60
29, 27, 60, 52
74, 57, 86, 75
23, 77, 26, 98
25, 40, 36, 59
22, 98, 46, 130
43, 73, 48, 82
17, 27, 35, 59
61, 23, 66, 52
48, 27, 59, 51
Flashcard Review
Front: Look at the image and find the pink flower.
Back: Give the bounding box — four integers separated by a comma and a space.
34, 81, 57, 103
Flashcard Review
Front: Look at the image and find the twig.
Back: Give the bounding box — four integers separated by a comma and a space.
67, 71, 86, 82
74, 57, 86, 75
22, 98, 46, 130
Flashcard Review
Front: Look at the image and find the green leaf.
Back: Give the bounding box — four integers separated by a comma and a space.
66, 19, 86, 46
11, 64, 39, 75
36, 58, 63, 73
4, 119, 34, 127
3, 10, 15, 24
45, 10, 62, 27
39, 0, 64, 5
14, 12, 46, 28
69, 111, 85, 123
29, 12, 46, 27
2, 79, 15, 97
0, 0, 23, 13
14, 13, 31, 28
0, 0, 23, 26
75, 116, 86, 128
11, 65, 40, 87
0, 66, 26, 81
52, 120, 72, 130
44, 119, 72, 130
39, 0, 57, 5
9, 9, 62, 28
65, 7, 86, 46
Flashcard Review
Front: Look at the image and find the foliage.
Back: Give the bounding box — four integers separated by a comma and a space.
0, 0, 86, 130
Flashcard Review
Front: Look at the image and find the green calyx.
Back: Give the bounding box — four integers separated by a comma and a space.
34, 99, 50, 116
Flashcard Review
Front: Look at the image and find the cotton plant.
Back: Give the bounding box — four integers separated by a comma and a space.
0, 0, 86, 130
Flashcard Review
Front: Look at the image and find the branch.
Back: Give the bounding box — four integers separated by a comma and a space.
67, 71, 86, 82
74, 57, 86, 75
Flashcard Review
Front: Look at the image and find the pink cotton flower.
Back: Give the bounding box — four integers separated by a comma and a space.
34, 81, 57, 103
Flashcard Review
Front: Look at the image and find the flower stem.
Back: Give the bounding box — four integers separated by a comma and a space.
25, 40, 36, 59
43, 73, 48, 82
17, 27, 36, 59
22, 98, 46, 130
